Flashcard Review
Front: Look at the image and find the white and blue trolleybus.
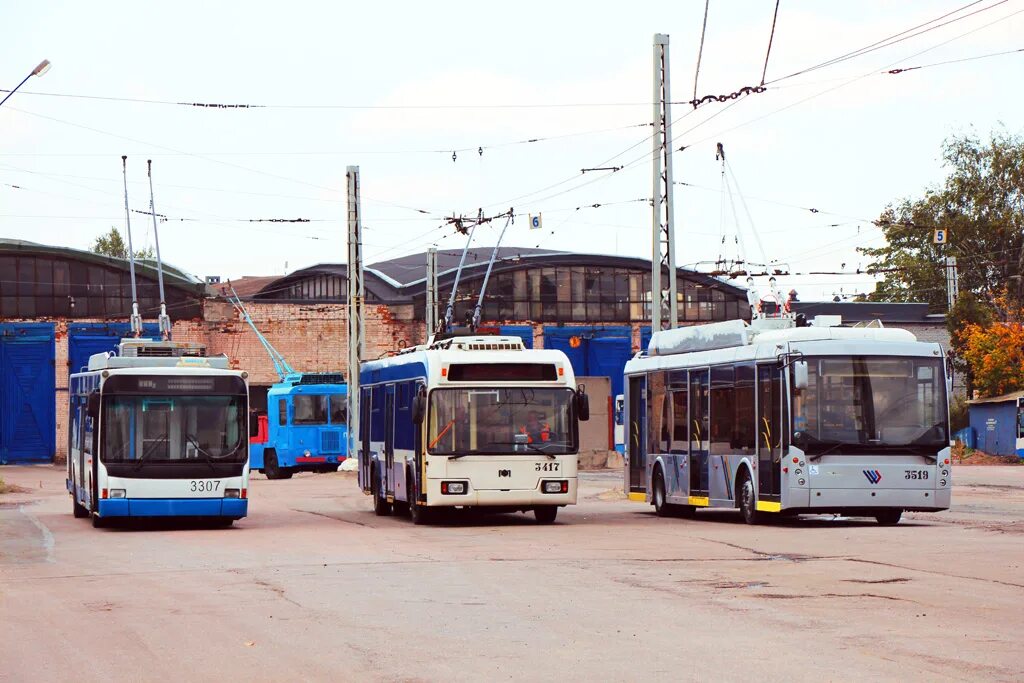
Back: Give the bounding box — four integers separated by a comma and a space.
358, 333, 590, 524
68, 338, 251, 527
624, 316, 952, 525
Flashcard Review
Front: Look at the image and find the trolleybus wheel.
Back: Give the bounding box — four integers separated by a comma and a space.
264, 450, 293, 480
875, 509, 902, 526
72, 496, 88, 518
653, 468, 673, 518
739, 472, 764, 525
534, 506, 558, 524
91, 513, 106, 529
372, 471, 392, 516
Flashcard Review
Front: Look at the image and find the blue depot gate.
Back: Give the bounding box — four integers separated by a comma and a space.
67, 323, 160, 377
543, 327, 633, 397
0, 323, 56, 464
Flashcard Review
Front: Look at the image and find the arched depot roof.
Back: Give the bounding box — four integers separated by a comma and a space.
245, 247, 751, 325
248, 247, 748, 305
0, 238, 208, 319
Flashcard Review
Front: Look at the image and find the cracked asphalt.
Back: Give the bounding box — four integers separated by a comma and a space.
1, 465, 1022, 682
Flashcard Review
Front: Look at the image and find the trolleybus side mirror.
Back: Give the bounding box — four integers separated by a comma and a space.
793, 360, 809, 391
576, 387, 590, 422
87, 391, 100, 419
412, 387, 426, 425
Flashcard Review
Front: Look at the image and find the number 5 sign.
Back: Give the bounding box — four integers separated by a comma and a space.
529, 214, 542, 230
933, 228, 948, 244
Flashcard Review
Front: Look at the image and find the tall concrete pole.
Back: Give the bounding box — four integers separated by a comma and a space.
346, 166, 365, 486
426, 247, 438, 337
652, 33, 678, 332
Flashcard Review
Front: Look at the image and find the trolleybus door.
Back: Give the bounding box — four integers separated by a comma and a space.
384, 385, 395, 498
360, 387, 371, 493
689, 369, 710, 497
627, 375, 646, 495
757, 364, 783, 500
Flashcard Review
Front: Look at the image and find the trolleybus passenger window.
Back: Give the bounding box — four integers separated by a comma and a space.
278, 399, 287, 426
647, 371, 669, 454
329, 396, 347, 425
710, 366, 735, 455
670, 382, 688, 452
735, 364, 756, 455
293, 395, 328, 425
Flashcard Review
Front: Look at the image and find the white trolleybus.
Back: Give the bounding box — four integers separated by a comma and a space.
624, 317, 952, 525
68, 338, 251, 527
358, 333, 590, 524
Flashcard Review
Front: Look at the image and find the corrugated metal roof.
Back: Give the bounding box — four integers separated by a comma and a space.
968, 390, 1024, 405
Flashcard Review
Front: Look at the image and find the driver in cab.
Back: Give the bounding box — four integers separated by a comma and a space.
520, 411, 552, 444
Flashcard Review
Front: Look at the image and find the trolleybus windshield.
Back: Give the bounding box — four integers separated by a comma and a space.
102, 395, 246, 463
792, 356, 948, 455
428, 388, 578, 455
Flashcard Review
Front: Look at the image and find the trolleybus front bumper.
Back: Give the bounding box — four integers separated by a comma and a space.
97, 498, 248, 518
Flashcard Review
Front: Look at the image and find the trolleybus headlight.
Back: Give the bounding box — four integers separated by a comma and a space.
109, 489, 126, 499
224, 488, 241, 499
942, 469, 948, 477
798, 478, 806, 486
543, 480, 569, 494
795, 469, 802, 475
940, 479, 947, 487
441, 481, 466, 495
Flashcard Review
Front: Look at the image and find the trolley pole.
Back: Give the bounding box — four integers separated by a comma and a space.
426, 247, 438, 338
346, 166, 365, 475
651, 33, 678, 331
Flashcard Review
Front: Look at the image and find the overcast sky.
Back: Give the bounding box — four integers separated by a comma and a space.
2, 0, 1022, 302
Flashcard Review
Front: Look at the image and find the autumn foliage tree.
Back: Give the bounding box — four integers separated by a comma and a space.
959, 321, 1024, 398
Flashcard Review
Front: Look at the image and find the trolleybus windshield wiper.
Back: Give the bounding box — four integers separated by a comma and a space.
134, 432, 169, 469
184, 433, 219, 473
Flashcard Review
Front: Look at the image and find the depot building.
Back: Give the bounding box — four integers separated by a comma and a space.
0, 239, 948, 464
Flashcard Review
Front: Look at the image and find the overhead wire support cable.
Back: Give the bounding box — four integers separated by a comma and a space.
765, 0, 1007, 84
761, 0, 782, 85
885, 46, 1024, 73
692, 0, 712, 109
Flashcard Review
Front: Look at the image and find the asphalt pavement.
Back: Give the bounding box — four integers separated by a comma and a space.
1, 465, 1021, 682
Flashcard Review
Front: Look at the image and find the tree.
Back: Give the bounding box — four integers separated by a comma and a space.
946, 291, 994, 396
91, 227, 155, 260
959, 321, 1024, 398
860, 130, 1024, 311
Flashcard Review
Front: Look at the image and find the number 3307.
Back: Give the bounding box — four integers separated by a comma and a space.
190, 480, 220, 492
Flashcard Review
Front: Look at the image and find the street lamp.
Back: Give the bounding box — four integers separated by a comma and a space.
0, 60, 52, 109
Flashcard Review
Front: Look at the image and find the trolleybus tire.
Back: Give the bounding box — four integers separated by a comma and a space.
72, 496, 88, 518
739, 471, 764, 525
91, 513, 106, 529
372, 470, 392, 516
652, 467, 673, 518
534, 505, 558, 524
408, 498, 431, 525
264, 450, 293, 480
875, 509, 902, 526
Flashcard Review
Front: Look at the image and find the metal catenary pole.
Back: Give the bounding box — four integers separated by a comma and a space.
651, 33, 678, 331
346, 166, 365, 472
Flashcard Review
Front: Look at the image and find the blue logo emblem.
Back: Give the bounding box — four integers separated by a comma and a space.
863, 469, 882, 484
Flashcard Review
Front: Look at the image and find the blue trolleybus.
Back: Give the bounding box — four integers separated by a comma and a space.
249, 374, 348, 479
68, 339, 251, 527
